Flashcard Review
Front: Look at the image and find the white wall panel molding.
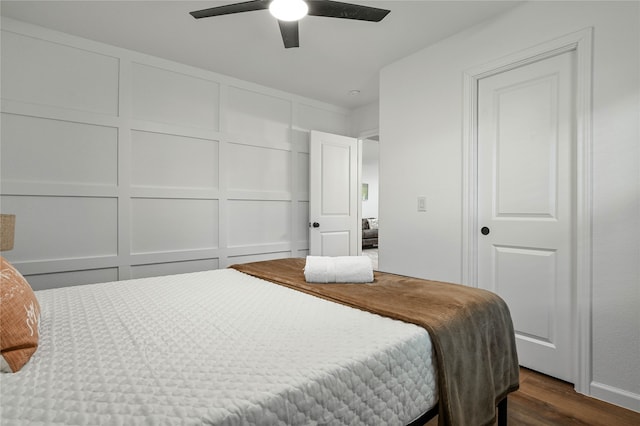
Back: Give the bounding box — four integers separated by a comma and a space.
225, 135, 293, 152
227, 251, 293, 265
215, 130, 230, 268
288, 109, 304, 253
291, 129, 311, 153
1, 17, 350, 287
130, 120, 222, 142
290, 110, 311, 252
225, 138, 293, 155
227, 243, 292, 257
130, 198, 219, 254
1, 195, 118, 263
130, 188, 220, 200
131, 130, 219, 190
224, 86, 292, 144
130, 250, 221, 266
1, 30, 119, 116
1, 100, 123, 129
25, 268, 120, 291
227, 191, 292, 201
227, 200, 291, 247
131, 62, 220, 130
293, 203, 309, 249
296, 153, 310, 201
116, 58, 133, 280
0, 183, 119, 198
1, 18, 133, 61
130, 258, 220, 280
227, 143, 291, 194
0, 17, 350, 117
10, 256, 121, 276
295, 103, 350, 136
1, 113, 118, 187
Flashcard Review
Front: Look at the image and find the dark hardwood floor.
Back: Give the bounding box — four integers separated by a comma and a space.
425, 367, 640, 425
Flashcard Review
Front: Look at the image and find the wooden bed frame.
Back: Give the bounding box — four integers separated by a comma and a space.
408, 397, 508, 426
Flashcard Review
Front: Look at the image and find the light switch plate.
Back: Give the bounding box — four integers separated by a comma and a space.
417, 196, 427, 212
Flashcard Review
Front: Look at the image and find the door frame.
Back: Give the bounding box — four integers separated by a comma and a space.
358, 128, 380, 256
461, 28, 593, 394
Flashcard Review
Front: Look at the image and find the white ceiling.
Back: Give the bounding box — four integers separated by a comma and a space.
0, 1, 520, 109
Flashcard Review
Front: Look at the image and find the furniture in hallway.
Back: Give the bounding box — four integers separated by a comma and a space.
362, 218, 378, 248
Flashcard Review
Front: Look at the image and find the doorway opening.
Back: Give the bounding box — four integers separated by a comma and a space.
361, 135, 379, 270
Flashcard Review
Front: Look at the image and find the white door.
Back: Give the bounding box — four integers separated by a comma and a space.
309, 130, 358, 256
477, 51, 575, 382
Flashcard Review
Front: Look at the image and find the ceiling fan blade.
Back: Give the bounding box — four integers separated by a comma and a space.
190, 0, 270, 19
306, 0, 390, 22
278, 20, 300, 48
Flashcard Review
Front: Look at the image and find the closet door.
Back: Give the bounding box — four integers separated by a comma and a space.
477, 51, 576, 382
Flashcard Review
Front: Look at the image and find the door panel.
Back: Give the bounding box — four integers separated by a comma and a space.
309, 131, 358, 256
321, 231, 351, 256
494, 76, 559, 217
478, 51, 575, 382
494, 246, 556, 342
321, 143, 351, 215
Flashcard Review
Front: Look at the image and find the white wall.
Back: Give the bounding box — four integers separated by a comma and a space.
380, 1, 639, 411
0, 18, 350, 288
350, 101, 379, 137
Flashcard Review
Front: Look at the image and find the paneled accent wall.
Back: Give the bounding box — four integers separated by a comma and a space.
0, 18, 350, 289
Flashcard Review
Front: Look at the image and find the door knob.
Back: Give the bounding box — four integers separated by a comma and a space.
481, 226, 490, 235
312, 222, 320, 228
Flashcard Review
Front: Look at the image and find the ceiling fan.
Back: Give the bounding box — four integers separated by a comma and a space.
189, 0, 390, 48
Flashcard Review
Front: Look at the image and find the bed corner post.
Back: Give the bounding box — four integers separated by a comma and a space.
497, 397, 508, 426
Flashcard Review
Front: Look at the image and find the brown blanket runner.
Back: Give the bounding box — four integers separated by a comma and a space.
230, 258, 519, 426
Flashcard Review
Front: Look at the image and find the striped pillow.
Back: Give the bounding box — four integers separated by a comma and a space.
0, 256, 40, 373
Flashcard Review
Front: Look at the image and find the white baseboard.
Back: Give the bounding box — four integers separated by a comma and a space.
589, 381, 640, 413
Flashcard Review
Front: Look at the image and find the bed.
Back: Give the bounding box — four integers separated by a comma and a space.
1, 257, 519, 425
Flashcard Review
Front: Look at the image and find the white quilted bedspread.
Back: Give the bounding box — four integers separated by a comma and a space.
0, 269, 437, 425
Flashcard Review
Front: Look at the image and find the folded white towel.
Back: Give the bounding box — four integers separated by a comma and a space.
304, 255, 374, 283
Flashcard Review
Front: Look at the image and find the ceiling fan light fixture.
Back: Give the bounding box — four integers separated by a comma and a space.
269, 0, 308, 21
